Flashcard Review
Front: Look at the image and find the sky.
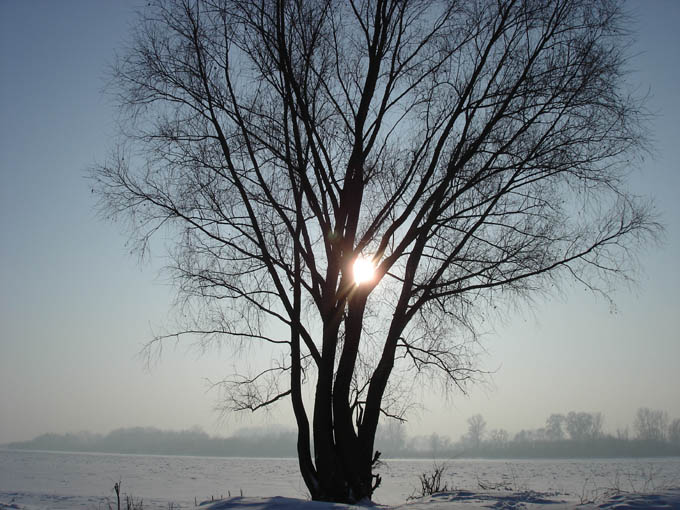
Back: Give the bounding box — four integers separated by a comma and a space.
1, 1, 678, 445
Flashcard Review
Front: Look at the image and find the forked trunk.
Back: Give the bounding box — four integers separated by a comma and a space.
306, 434, 377, 503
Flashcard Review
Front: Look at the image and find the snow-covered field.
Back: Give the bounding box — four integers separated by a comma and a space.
200, 489, 680, 510
1, 450, 679, 509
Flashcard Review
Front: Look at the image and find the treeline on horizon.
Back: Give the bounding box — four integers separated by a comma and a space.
5, 408, 679, 459
4, 425, 297, 458
377, 407, 680, 458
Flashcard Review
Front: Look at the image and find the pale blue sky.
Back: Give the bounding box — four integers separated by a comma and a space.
1, 1, 678, 444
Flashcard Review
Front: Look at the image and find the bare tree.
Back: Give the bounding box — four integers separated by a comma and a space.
669, 419, 680, 445
565, 411, 602, 440
375, 420, 406, 455
545, 413, 566, 441
488, 428, 509, 448
93, 0, 658, 502
429, 432, 451, 455
465, 414, 487, 449
634, 408, 669, 441
591, 411, 604, 439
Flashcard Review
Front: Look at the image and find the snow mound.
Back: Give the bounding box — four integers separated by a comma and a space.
595, 489, 680, 509
400, 490, 568, 508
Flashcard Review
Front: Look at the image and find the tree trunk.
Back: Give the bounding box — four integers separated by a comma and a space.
307, 292, 379, 503
308, 436, 376, 503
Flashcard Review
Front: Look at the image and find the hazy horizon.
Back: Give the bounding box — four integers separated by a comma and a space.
3, 405, 679, 446
1, 1, 679, 446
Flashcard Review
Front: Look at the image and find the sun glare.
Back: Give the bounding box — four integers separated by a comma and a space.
353, 256, 375, 285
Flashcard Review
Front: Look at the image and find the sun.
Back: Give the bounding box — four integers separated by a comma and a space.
353, 256, 375, 285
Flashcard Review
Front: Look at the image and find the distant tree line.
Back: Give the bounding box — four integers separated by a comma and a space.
4, 426, 297, 458
375, 408, 680, 458
5, 408, 679, 459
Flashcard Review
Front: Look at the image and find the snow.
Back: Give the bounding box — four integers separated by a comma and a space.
2, 452, 680, 509
199, 489, 680, 510
2, 486, 680, 510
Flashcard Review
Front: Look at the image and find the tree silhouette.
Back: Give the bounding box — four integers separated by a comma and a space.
545, 413, 566, 441
466, 414, 487, 449
94, 0, 658, 502
634, 408, 669, 441
565, 411, 603, 440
